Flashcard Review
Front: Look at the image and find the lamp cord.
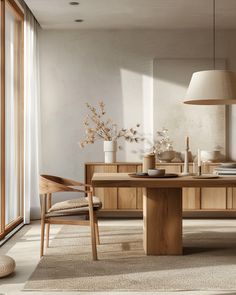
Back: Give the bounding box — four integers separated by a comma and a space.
213, 0, 216, 70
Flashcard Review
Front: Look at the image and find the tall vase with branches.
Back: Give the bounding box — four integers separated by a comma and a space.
80, 101, 142, 163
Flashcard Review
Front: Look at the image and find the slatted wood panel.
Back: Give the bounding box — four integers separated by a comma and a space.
183, 188, 201, 209
136, 165, 143, 209
182, 164, 201, 210
227, 188, 233, 209
201, 164, 227, 209
118, 165, 137, 209
86, 165, 118, 209
231, 188, 236, 209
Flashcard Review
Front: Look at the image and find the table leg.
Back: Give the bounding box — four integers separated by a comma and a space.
143, 187, 182, 255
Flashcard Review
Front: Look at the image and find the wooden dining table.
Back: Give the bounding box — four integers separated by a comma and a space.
92, 173, 236, 255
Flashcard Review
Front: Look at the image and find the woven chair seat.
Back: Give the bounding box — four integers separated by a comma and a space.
46, 196, 102, 217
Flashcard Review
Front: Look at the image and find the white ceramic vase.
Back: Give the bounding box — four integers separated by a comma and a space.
103, 140, 117, 163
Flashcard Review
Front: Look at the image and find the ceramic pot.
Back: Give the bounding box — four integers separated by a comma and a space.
157, 150, 176, 163
103, 141, 117, 163
200, 150, 221, 162
143, 153, 156, 173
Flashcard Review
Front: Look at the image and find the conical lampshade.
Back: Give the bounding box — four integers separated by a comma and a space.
184, 70, 236, 105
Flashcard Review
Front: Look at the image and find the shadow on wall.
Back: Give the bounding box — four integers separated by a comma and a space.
153, 58, 227, 157
38, 29, 235, 218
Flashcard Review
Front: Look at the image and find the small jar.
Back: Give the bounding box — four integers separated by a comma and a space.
143, 153, 156, 173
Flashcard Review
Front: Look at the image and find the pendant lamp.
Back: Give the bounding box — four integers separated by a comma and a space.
184, 0, 236, 105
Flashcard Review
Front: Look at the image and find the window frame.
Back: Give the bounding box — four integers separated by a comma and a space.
0, 0, 24, 239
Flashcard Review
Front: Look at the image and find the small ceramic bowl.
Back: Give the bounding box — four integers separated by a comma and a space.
148, 169, 165, 177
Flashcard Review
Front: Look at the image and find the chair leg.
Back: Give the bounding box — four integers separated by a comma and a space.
94, 214, 100, 245
40, 219, 45, 258
46, 223, 50, 248
90, 218, 98, 261
88, 207, 98, 260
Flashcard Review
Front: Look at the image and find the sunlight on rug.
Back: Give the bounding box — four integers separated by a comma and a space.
24, 221, 236, 291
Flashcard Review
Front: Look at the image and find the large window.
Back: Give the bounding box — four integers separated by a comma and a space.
0, 0, 24, 239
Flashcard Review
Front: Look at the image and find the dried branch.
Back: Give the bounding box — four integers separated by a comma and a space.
80, 101, 142, 148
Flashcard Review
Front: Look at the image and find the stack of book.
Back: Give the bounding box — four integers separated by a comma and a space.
214, 163, 236, 176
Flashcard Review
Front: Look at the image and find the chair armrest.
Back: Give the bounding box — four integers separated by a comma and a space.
41, 174, 91, 189
40, 175, 91, 195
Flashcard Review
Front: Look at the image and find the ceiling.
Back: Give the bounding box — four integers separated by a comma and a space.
24, 0, 236, 30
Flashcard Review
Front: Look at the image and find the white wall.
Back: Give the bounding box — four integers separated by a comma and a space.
37, 29, 236, 217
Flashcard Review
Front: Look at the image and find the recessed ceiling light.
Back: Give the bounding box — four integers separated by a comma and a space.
75, 19, 84, 22
70, 1, 79, 5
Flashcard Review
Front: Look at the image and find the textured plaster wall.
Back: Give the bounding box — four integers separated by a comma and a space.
34, 29, 236, 218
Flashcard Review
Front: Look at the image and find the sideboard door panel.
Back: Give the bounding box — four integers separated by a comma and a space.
86, 165, 118, 209
118, 165, 137, 209
232, 188, 236, 209
183, 188, 200, 210
201, 188, 227, 209
201, 164, 227, 210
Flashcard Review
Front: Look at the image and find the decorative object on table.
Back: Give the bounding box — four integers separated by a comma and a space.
184, 0, 236, 105
157, 150, 176, 163
181, 136, 192, 176
220, 163, 236, 168
172, 152, 183, 163
103, 140, 117, 163
180, 151, 193, 162
152, 127, 176, 162
80, 101, 142, 163
197, 148, 202, 176
128, 173, 178, 178
200, 150, 221, 162
0, 255, 15, 278
142, 153, 155, 173
214, 163, 236, 176
147, 169, 165, 177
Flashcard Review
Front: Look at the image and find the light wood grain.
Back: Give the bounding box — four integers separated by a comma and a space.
137, 165, 143, 209
232, 188, 236, 209
118, 165, 137, 209
86, 165, 118, 209
39, 175, 100, 260
92, 173, 236, 188
226, 188, 233, 209
91, 171, 236, 255
183, 188, 201, 209
0, 0, 25, 239
200, 164, 227, 209
1, 0, 6, 237
201, 187, 227, 209
143, 188, 182, 255
87, 162, 236, 217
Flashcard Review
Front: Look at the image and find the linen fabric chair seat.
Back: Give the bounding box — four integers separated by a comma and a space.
39, 174, 101, 260
46, 196, 102, 217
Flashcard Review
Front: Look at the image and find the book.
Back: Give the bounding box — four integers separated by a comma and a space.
214, 168, 236, 172
216, 173, 236, 176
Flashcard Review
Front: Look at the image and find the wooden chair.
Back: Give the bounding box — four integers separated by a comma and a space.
39, 174, 101, 260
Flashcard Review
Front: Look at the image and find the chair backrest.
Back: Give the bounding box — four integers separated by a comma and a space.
39, 175, 90, 195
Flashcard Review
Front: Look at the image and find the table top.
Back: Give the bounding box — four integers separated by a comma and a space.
91, 173, 236, 188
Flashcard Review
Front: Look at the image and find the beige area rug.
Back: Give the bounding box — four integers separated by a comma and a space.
24, 221, 236, 291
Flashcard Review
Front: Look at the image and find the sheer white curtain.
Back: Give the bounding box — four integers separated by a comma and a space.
5, 9, 19, 224
23, 6, 40, 223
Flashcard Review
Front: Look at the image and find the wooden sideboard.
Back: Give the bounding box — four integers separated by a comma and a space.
85, 162, 236, 217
